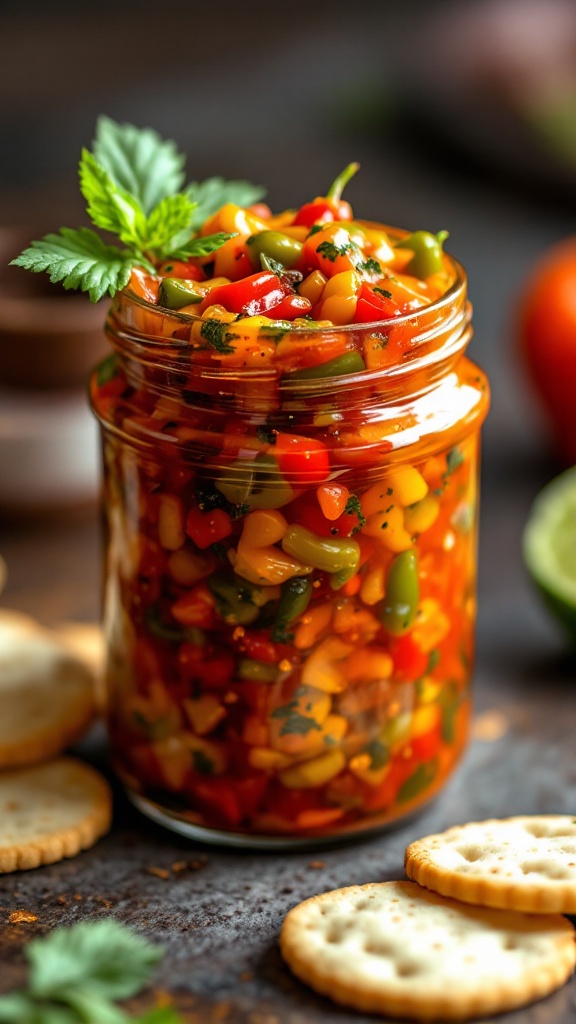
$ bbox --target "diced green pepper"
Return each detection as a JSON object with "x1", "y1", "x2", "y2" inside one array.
[
  {"x1": 378, "y1": 550, "x2": 419, "y2": 635},
  {"x1": 282, "y1": 525, "x2": 360, "y2": 574},
  {"x1": 247, "y1": 230, "x2": 303, "y2": 269},
  {"x1": 208, "y1": 574, "x2": 261, "y2": 626},
  {"x1": 397, "y1": 759, "x2": 438, "y2": 803},
  {"x1": 237, "y1": 658, "x2": 278, "y2": 683},
  {"x1": 272, "y1": 577, "x2": 312, "y2": 640},
  {"x1": 288, "y1": 352, "x2": 366, "y2": 380},
  {"x1": 158, "y1": 278, "x2": 203, "y2": 309}
]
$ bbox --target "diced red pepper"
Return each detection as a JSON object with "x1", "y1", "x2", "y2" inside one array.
[
  {"x1": 191, "y1": 779, "x2": 242, "y2": 827},
  {"x1": 171, "y1": 584, "x2": 218, "y2": 629},
  {"x1": 410, "y1": 727, "x2": 441, "y2": 762},
  {"x1": 353, "y1": 282, "x2": 402, "y2": 324},
  {"x1": 179, "y1": 644, "x2": 235, "y2": 687},
  {"x1": 236, "y1": 630, "x2": 291, "y2": 664},
  {"x1": 204, "y1": 271, "x2": 285, "y2": 316},
  {"x1": 186, "y1": 506, "x2": 232, "y2": 549},
  {"x1": 274, "y1": 433, "x2": 330, "y2": 484},
  {"x1": 389, "y1": 634, "x2": 429, "y2": 682},
  {"x1": 266, "y1": 293, "x2": 312, "y2": 320},
  {"x1": 157, "y1": 260, "x2": 205, "y2": 281}
]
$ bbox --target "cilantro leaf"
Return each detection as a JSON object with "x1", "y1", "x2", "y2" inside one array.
[
  {"x1": 344, "y1": 493, "x2": 366, "y2": 528},
  {"x1": 187, "y1": 176, "x2": 266, "y2": 230},
  {"x1": 93, "y1": 116, "x2": 186, "y2": 216},
  {"x1": 28, "y1": 920, "x2": 163, "y2": 1002},
  {"x1": 10, "y1": 228, "x2": 139, "y2": 302}
]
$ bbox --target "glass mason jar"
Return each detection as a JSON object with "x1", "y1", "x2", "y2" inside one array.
[{"x1": 90, "y1": 245, "x2": 489, "y2": 848}]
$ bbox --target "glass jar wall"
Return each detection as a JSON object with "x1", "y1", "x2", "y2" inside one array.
[{"x1": 90, "y1": 256, "x2": 489, "y2": 847}]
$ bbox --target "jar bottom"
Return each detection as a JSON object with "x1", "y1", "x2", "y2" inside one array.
[{"x1": 127, "y1": 787, "x2": 443, "y2": 851}]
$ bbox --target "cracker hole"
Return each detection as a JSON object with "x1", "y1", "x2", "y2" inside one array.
[
  {"x1": 520, "y1": 860, "x2": 572, "y2": 880},
  {"x1": 326, "y1": 924, "x2": 344, "y2": 944},
  {"x1": 396, "y1": 961, "x2": 420, "y2": 977},
  {"x1": 503, "y1": 937, "x2": 519, "y2": 951},
  {"x1": 364, "y1": 940, "x2": 394, "y2": 957},
  {"x1": 456, "y1": 845, "x2": 482, "y2": 862}
]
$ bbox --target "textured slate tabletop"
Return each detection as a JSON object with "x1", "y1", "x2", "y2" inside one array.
[{"x1": 1, "y1": 1, "x2": 576, "y2": 1019}]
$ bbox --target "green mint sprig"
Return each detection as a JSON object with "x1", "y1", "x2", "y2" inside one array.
[
  {"x1": 11, "y1": 116, "x2": 265, "y2": 302},
  {"x1": 0, "y1": 920, "x2": 182, "y2": 1023}
]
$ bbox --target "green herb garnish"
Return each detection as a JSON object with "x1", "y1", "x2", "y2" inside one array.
[
  {"x1": 199, "y1": 319, "x2": 237, "y2": 354},
  {"x1": 11, "y1": 116, "x2": 265, "y2": 302},
  {"x1": 0, "y1": 920, "x2": 182, "y2": 1023},
  {"x1": 316, "y1": 240, "x2": 354, "y2": 263},
  {"x1": 344, "y1": 493, "x2": 366, "y2": 529}
]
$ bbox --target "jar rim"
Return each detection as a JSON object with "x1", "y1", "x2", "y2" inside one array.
[{"x1": 118, "y1": 254, "x2": 466, "y2": 341}]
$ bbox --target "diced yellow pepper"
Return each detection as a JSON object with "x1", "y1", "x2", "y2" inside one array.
[
  {"x1": 301, "y1": 636, "x2": 354, "y2": 692},
  {"x1": 385, "y1": 466, "x2": 429, "y2": 506},
  {"x1": 158, "y1": 494, "x2": 186, "y2": 551},
  {"x1": 322, "y1": 270, "x2": 359, "y2": 299},
  {"x1": 201, "y1": 202, "x2": 268, "y2": 237},
  {"x1": 168, "y1": 549, "x2": 213, "y2": 586},
  {"x1": 248, "y1": 747, "x2": 293, "y2": 771},
  {"x1": 241, "y1": 510, "x2": 288, "y2": 548},
  {"x1": 360, "y1": 563, "x2": 386, "y2": 605},
  {"x1": 363, "y1": 506, "x2": 413, "y2": 553},
  {"x1": 417, "y1": 678, "x2": 442, "y2": 705},
  {"x1": 411, "y1": 598, "x2": 451, "y2": 652},
  {"x1": 349, "y1": 752, "x2": 390, "y2": 788},
  {"x1": 404, "y1": 494, "x2": 440, "y2": 535},
  {"x1": 298, "y1": 269, "x2": 327, "y2": 305},
  {"x1": 183, "y1": 695, "x2": 227, "y2": 736},
  {"x1": 411, "y1": 704, "x2": 441, "y2": 738},
  {"x1": 294, "y1": 602, "x2": 333, "y2": 649},
  {"x1": 279, "y1": 748, "x2": 346, "y2": 789},
  {"x1": 230, "y1": 545, "x2": 312, "y2": 586},
  {"x1": 345, "y1": 648, "x2": 393, "y2": 682}
]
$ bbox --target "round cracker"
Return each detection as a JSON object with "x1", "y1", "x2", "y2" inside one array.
[
  {"x1": 280, "y1": 880, "x2": 575, "y2": 1021},
  {"x1": 0, "y1": 756, "x2": 112, "y2": 872},
  {"x1": 0, "y1": 616, "x2": 96, "y2": 768},
  {"x1": 405, "y1": 815, "x2": 576, "y2": 914}
]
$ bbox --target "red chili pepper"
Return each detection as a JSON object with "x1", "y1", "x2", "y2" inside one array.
[
  {"x1": 266, "y1": 293, "x2": 312, "y2": 320},
  {"x1": 206, "y1": 271, "x2": 285, "y2": 316},
  {"x1": 185, "y1": 506, "x2": 232, "y2": 549},
  {"x1": 274, "y1": 433, "x2": 331, "y2": 484},
  {"x1": 293, "y1": 162, "x2": 359, "y2": 228},
  {"x1": 287, "y1": 493, "x2": 358, "y2": 538},
  {"x1": 353, "y1": 283, "x2": 402, "y2": 324}
]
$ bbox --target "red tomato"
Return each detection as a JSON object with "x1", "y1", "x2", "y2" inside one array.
[{"x1": 517, "y1": 238, "x2": 576, "y2": 464}]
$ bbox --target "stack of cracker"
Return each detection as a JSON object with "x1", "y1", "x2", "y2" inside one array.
[
  {"x1": 281, "y1": 815, "x2": 576, "y2": 1021},
  {"x1": 0, "y1": 609, "x2": 111, "y2": 873}
]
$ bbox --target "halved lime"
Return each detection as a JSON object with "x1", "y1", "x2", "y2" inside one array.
[{"x1": 523, "y1": 467, "x2": 576, "y2": 643}]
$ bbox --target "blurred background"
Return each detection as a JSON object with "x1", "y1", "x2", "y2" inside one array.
[{"x1": 1, "y1": 0, "x2": 575, "y2": 656}]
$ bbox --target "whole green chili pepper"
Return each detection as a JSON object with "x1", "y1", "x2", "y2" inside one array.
[
  {"x1": 282, "y1": 525, "x2": 360, "y2": 574},
  {"x1": 378, "y1": 549, "x2": 419, "y2": 635},
  {"x1": 288, "y1": 352, "x2": 366, "y2": 381},
  {"x1": 158, "y1": 277, "x2": 203, "y2": 308},
  {"x1": 395, "y1": 230, "x2": 448, "y2": 279}
]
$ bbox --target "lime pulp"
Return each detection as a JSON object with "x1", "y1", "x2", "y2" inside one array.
[{"x1": 523, "y1": 466, "x2": 576, "y2": 643}]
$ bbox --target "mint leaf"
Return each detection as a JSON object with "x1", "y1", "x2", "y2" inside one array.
[
  {"x1": 10, "y1": 228, "x2": 138, "y2": 302},
  {"x1": 28, "y1": 920, "x2": 162, "y2": 1002},
  {"x1": 79, "y1": 149, "x2": 147, "y2": 249},
  {"x1": 187, "y1": 177, "x2": 266, "y2": 230},
  {"x1": 93, "y1": 116, "x2": 186, "y2": 217}
]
